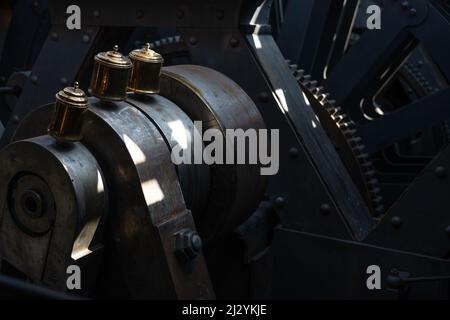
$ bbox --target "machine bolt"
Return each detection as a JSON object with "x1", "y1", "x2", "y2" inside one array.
[
  {"x1": 391, "y1": 216, "x2": 402, "y2": 228},
  {"x1": 435, "y1": 166, "x2": 447, "y2": 179},
  {"x1": 174, "y1": 229, "x2": 202, "y2": 262},
  {"x1": 274, "y1": 196, "x2": 285, "y2": 208}
]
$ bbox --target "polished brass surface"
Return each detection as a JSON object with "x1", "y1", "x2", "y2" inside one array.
[
  {"x1": 47, "y1": 82, "x2": 88, "y2": 142},
  {"x1": 128, "y1": 43, "x2": 164, "y2": 94},
  {"x1": 89, "y1": 45, "x2": 132, "y2": 101}
]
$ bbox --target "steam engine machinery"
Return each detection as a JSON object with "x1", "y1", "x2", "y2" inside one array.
[{"x1": 0, "y1": 0, "x2": 450, "y2": 299}]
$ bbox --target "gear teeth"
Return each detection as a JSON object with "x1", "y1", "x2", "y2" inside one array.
[{"x1": 296, "y1": 70, "x2": 384, "y2": 216}]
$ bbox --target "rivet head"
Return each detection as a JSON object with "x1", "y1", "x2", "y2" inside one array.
[
  {"x1": 409, "y1": 8, "x2": 417, "y2": 15},
  {"x1": 259, "y1": 91, "x2": 269, "y2": 103},
  {"x1": 82, "y1": 34, "x2": 90, "y2": 43},
  {"x1": 320, "y1": 203, "x2": 331, "y2": 215},
  {"x1": 435, "y1": 166, "x2": 447, "y2": 179},
  {"x1": 230, "y1": 37, "x2": 239, "y2": 48},
  {"x1": 274, "y1": 196, "x2": 285, "y2": 208},
  {"x1": 217, "y1": 10, "x2": 224, "y2": 20},
  {"x1": 445, "y1": 225, "x2": 450, "y2": 237},
  {"x1": 51, "y1": 32, "x2": 58, "y2": 41},
  {"x1": 189, "y1": 36, "x2": 197, "y2": 45},
  {"x1": 391, "y1": 216, "x2": 402, "y2": 228},
  {"x1": 93, "y1": 9, "x2": 100, "y2": 17},
  {"x1": 30, "y1": 75, "x2": 38, "y2": 84},
  {"x1": 289, "y1": 147, "x2": 299, "y2": 159},
  {"x1": 176, "y1": 9, "x2": 185, "y2": 19},
  {"x1": 12, "y1": 115, "x2": 20, "y2": 123}
]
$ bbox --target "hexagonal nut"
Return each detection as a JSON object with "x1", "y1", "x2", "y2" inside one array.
[{"x1": 174, "y1": 228, "x2": 202, "y2": 262}]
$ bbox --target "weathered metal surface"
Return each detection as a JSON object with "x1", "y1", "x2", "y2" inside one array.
[
  {"x1": 160, "y1": 65, "x2": 267, "y2": 244},
  {"x1": 0, "y1": 136, "x2": 107, "y2": 291},
  {"x1": 126, "y1": 93, "x2": 211, "y2": 218}
]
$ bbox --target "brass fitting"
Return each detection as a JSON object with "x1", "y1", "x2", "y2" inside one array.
[
  {"x1": 47, "y1": 82, "x2": 88, "y2": 142},
  {"x1": 128, "y1": 43, "x2": 164, "y2": 94},
  {"x1": 89, "y1": 45, "x2": 132, "y2": 101}
]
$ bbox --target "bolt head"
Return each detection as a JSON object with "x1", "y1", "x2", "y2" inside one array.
[
  {"x1": 190, "y1": 234, "x2": 202, "y2": 252},
  {"x1": 174, "y1": 229, "x2": 202, "y2": 262}
]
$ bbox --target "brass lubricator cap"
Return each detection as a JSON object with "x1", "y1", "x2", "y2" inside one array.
[
  {"x1": 48, "y1": 82, "x2": 88, "y2": 142},
  {"x1": 128, "y1": 43, "x2": 164, "y2": 94},
  {"x1": 89, "y1": 45, "x2": 132, "y2": 101}
]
